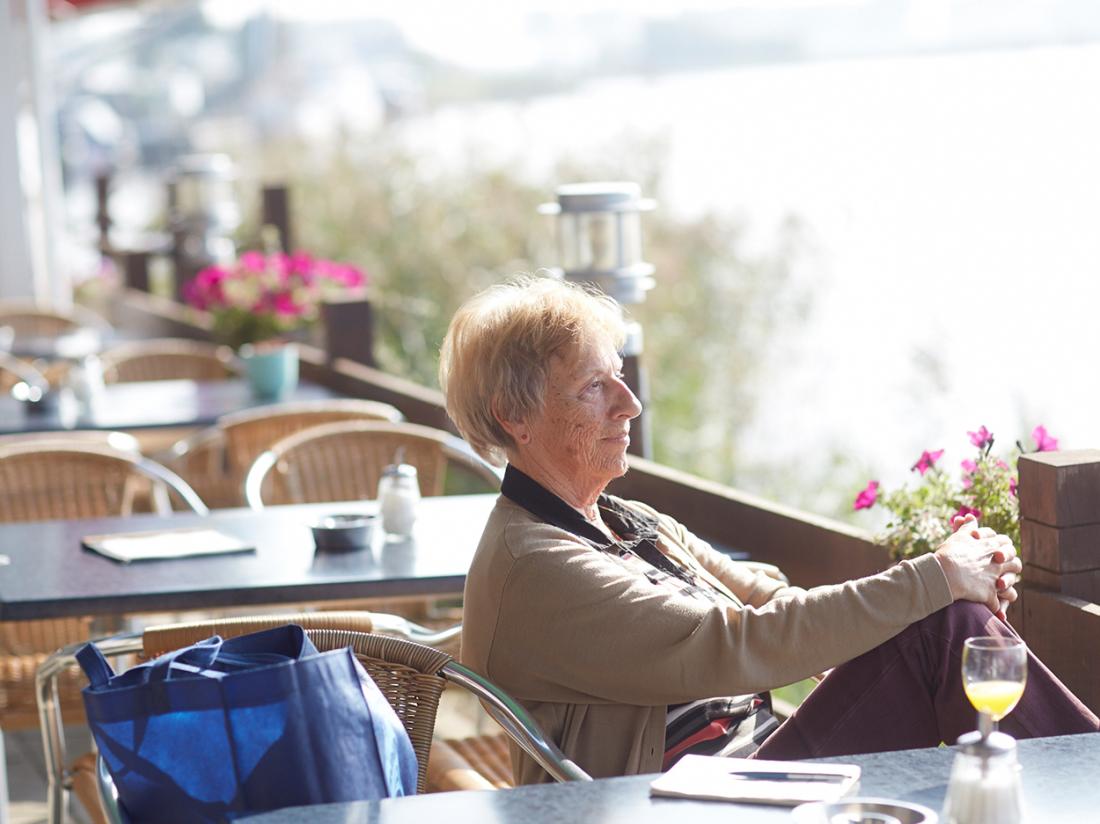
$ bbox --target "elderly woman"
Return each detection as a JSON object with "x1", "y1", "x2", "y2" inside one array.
[{"x1": 439, "y1": 276, "x2": 1097, "y2": 784}]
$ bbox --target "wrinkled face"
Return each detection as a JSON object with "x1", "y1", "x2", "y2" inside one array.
[{"x1": 523, "y1": 333, "x2": 642, "y2": 490}]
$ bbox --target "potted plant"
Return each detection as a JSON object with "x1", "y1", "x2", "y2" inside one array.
[
  {"x1": 853, "y1": 424, "x2": 1060, "y2": 560},
  {"x1": 184, "y1": 250, "x2": 366, "y2": 398}
]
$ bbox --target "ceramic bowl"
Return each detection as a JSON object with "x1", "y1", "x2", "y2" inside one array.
[{"x1": 310, "y1": 513, "x2": 377, "y2": 551}]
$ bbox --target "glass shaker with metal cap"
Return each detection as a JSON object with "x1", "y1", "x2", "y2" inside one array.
[
  {"x1": 942, "y1": 730, "x2": 1023, "y2": 824},
  {"x1": 377, "y1": 447, "x2": 420, "y2": 538}
]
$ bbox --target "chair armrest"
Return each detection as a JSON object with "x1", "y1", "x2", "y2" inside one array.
[
  {"x1": 36, "y1": 632, "x2": 143, "y2": 824},
  {"x1": 442, "y1": 662, "x2": 592, "y2": 783}
]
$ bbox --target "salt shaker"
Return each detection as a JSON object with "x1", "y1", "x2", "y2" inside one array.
[
  {"x1": 67, "y1": 354, "x2": 105, "y2": 410},
  {"x1": 377, "y1": 450, "x2": 420, "y2": 538},
  {"x1": 942, "y1": 730, "x2": 1023, "y2": 824}
]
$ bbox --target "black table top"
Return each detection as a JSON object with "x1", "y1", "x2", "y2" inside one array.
[
  {"x1": 0, "y1": 378, "x2": 338, "y2": 435},
  {"x1": 0, "y1": 495, "x2": 498, "y2": 620},
  {"x1": 243, "y1": 733, "x2": 1100, "y2": 823}
]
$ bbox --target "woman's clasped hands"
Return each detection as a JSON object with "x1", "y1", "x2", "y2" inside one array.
[{"x1": 934, "y1": 513, "x2": 1021, "y2": 621}]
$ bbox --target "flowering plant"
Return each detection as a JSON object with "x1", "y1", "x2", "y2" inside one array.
[
  {"x1": 184, "y1": 251, "x2": 367, "y2": 351},
  {"x1": 853, "y1": 425, "x2": 1060, "y2": 560}
]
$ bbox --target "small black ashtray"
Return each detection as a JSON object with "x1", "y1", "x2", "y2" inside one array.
[{"x1": 310, "y1": 513, "x2": 377, "y2": 552}]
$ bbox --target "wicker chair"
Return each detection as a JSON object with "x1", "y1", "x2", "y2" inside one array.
[
  {"x1": 0, "y1": 441, "x2": 208, "y2": 522},
  {"x1": 38, "y1": 614, "x2": 582, "y2": 823},
  {"x1": 0, "y1": 300, "x2": 111, "y2": 337},
  {"x1": 165, "y1": 398, "x2": 405, "y2": 509},
  {"x1": 245, "y1": 420, "x2": 502, "y2": 509},
  {"x1": 45, "y1": 616, "x2": 585, "y2": 822},
  {"x1": 98, "y1": 338, "x2": 238, "y2": 383},
  {"x1": 0, "y1": 443, "x2": 207, "y2": 735},
  {"x1": 0, "y1": 430, "x2": 142, "y2": 453}
]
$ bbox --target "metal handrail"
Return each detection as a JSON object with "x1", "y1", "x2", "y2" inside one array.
[
  {"x1": 442, "y1": 661, "x2": 593, "y2": 783},
  {"x1": 36, "y1": 632, "x2": 142, "y2": 824}
]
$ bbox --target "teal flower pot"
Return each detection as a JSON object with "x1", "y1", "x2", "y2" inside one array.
[{"x1": 240, "y1": 342, "x2": 299, "y2": 400}]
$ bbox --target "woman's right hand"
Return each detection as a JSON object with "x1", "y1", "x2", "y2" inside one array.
[{"x1": 933, "y1": 513, "x2": 1021, "y2": 619}]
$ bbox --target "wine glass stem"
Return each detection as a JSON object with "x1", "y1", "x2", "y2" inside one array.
[{"x1": 978, "y1": 711, "x2": 994, "y2": 739}]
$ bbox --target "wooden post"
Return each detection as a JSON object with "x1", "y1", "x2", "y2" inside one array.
[
  {"x1": 261, "y1": 185, "x2": 293, "y2": 252},
  {"x1": 94, "y1": 171, "x2": 112, "y2": 252},
  {"x1": 322, "y1": 298, "x2": 375, "y2": 368},
  {"x1": 1018, "y1": 449, "x2": 1100, "y2": 601},
  {"x1": 121, "y1": 250, "x2": 151, "y2": 293},
  {"x1": 1017, "y1": 449, "x2": 1100, "y2": 711}
]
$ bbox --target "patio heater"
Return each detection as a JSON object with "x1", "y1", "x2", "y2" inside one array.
[
  {"x1": 539, "y1": 182, "x2": 656, "y2": 458},
  {"x1": 167, "y1": 153, "x2": 240, "y2": 299}
]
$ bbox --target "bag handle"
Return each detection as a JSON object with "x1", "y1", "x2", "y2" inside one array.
[
  {"x1": 147, "y1": 636, "x2": 224, "y2": 683},
  {"x1": 76, "y1": 642, "x2": 117, "y2": 689}
]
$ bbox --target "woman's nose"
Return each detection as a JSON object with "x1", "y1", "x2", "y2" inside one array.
[{"x1": 613, "y1": 377, "x2": 642, "y2": 419}]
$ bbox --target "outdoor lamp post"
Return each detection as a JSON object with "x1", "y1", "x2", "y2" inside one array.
[
  {"x1": 540, "y1": 181, "x2": 656, "y2": 458},
  {"x1": 168, "y1": 153, "x2": 240, "y2": 299}
]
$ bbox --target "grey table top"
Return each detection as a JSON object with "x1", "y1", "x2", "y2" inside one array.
[
  {"x1": 243, "y1": 733, "x2": 1100, "y2": 822},
  {"x1": 0, "y1": 494, "x2": 498, "y2": 620},
  {"x1": 0, "y1": 378, "x2": 337, "y2": 434}
]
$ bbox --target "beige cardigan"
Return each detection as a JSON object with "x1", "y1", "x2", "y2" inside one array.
[{"x1": 460, "y1": 495, "x2": 953, "y2": 784}]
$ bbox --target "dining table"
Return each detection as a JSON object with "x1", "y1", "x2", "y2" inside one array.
[
  {"x1": 0, "y1": 377, "x2": 338, "y2": 436},
  {"x1": 6, "y1": 326, "x2": 107, "y2": 361},
  {"x1": 0, "y1": 494, "x2": 498, "y2": 621},
  {"x1": 242, "y1": 732, "x2": 1100, "y2": 823}
]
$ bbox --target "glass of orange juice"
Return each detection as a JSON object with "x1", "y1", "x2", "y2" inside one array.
[{"x1": 962, "y1": 636, "x2": 1027, "y2": 738}]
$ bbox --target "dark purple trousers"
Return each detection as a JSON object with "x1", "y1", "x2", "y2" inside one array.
[{"x1": 754, "y1": 601, "x2": 1099, "y2": 759}]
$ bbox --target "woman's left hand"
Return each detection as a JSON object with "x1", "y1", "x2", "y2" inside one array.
[{"x1": 948, "y1": 513, "x2": 1018, "y2": 621}]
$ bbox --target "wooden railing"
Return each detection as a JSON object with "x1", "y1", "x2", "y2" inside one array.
[{"x1": 107, "y1": 287, "x2": 1100, "y2": 713}]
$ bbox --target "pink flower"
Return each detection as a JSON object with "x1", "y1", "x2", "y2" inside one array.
[
  {"x1": 1009, "y1": 476, "x2": 1018, "y2": 497},
  {"x1": 960, "y1": 459, "x2": 977, "y2": 489},
  {"x1": 272, "y1": 293, "x2": 305, "y2": 318},
  {"x1": 337, "y1": 264, "x2": 367, "y2": 287},
  {"x1": 956, "y1": 505, "x2": 982, "y2": 520},
  {"x1": 288, "y1": 251, "x2": 314, "y2": 273},
  {"x1": 238, "y1": 251, "x2": 267, "y2": 272},
  {"x1": 967, "y1": 426, "x2": 993, "y2": 448},
  {"x1": 995, "y1": 459, "x2": 1009, "y2": 471},
  {"x1": 911, "y1": 449, "x2": 944, "y2": 475},
  {"x1": 853, "y1": 480, "x2": 879, "y2": 511},
  {"x1": 1032, "y1": 425, "x2": 1059, "y2": 452}
]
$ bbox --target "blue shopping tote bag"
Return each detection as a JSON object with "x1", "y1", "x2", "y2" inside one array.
[{"x1": 77, "y1": 624, "x2": 418, "y2": 823}]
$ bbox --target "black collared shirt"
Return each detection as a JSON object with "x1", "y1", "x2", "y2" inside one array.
[{"x1": 501, "y1": 465, "x2": 722, "y2": 600}]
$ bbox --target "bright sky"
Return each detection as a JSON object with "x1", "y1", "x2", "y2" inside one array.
[{"x1": 204, "y1": 0, "x2": 872, "y2": 70}]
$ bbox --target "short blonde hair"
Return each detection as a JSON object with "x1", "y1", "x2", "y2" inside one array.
[{"x1": 439, "y1": 275, "x2": 626, "y2": 466}]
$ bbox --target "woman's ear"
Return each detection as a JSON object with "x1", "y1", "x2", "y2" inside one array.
[{"x1": 492, "y1": 401, "x2": 530, "y2": 445}]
